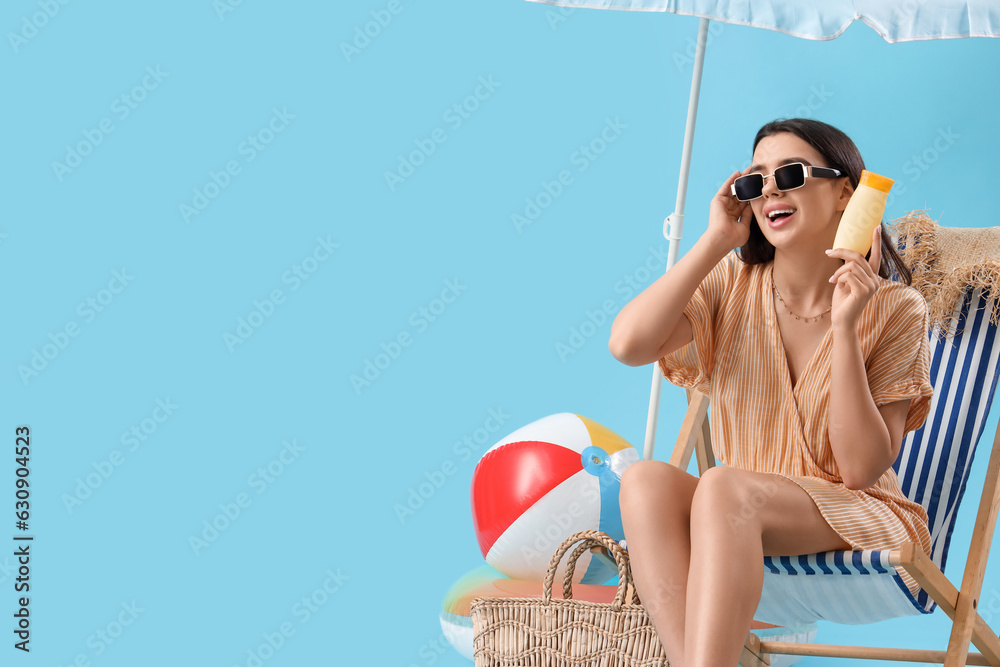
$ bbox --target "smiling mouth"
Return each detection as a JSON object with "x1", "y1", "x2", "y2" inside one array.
[{"x1": 766, "y1": 210, "x2": 795, "y2": 228}]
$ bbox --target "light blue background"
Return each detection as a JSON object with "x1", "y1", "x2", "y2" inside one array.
[{"x1": 3, "y1": 1, "x2": 999, "y2": 665}]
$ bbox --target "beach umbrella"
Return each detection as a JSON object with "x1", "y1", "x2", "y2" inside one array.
[{"x1": 525, "y1": 0, "x2": 1000, "y2": 460}]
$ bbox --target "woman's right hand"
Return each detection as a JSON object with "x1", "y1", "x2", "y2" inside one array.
[{"x1": 705, "y1": 168, "x2": 755, "y2": 251}]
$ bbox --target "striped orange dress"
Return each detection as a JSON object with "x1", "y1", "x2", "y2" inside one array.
[{"x1": 658, "y1": 250, "x2": 935, "y2": 598}]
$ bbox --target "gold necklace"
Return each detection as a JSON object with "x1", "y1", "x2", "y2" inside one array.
[{"x1": 771, "y1": 274, "x2": 832, "y2": 323}]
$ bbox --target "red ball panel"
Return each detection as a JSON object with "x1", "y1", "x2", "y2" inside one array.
[{"x1": 471, "y1": 440, "x2": 583, "y2": 556}]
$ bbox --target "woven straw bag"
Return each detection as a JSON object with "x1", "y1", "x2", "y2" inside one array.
[{"x1": 470, "y1": 529, "x2": 668, "y2": 666}]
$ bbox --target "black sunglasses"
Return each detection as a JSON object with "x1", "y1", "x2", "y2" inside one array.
[{"x1": 730, "y1": 162, "x2": 844, "y2": 202}]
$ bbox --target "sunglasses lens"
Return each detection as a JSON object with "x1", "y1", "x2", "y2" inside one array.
[
  {"x1": 733, "y1": 174, "x2": 763, "y2": 201},
  {"x1": 774, "y1": 164, "x2": 806, "y2": 191}
]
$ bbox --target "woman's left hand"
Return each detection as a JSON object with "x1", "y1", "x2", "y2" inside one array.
[{"x1": 826, "y1": 225, "x2": 882, "y2": 331}]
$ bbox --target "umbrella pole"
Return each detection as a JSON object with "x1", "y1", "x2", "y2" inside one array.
[{"x1": 642, "y1": 17, "x2": 710, "y2": 462}]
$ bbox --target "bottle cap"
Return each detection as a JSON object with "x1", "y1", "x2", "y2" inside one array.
[{"x1": 859, "y1": 170, "x2": 894, "y2": 193}]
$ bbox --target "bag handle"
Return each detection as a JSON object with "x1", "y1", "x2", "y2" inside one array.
[
  {"x1": 563, "y1": 536, "x2": 642, "y2": 607},
  {"x1": 541, "y1": 529, "x2": 640, "y2": 611}
]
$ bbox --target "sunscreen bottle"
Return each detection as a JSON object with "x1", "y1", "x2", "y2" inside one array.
[{"x1": 832, "y1": 170, "x2": 894, "y2": 256}]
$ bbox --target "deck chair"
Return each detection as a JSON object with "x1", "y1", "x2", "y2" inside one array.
[{"x1": 664, "y1": 216, "x2": 1000, "y2": 666}]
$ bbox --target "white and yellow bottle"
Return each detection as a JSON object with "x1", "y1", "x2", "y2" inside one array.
[{"x1": 833, "y1": 170, "x2": 894, "y2": 256}]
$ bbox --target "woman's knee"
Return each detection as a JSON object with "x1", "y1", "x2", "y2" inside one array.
[
  {"x1": 691, "y1": 466, "x2": 774, "y2": 530},
  {"x1": 619, "y1": 460, "x2": 694, "y2": 514},
  {"x1": 691, "y1": 466, "x2": 743, "y2": 513}
]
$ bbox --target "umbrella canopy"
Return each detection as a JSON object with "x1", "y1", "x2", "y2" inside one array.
[
  {"x1": 526, "y1": 0, "x2": 1000, "y2": 42},
  {"x1": 524, "y1": 0, "x2": 1000, "y2": 462}
]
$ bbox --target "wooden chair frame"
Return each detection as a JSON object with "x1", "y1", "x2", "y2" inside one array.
[{"x1": 668, "y1": 388, "x2": 1000, "y2": 666}]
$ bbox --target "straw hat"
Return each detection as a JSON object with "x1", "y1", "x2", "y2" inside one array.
[{"x1": 889, "y1": 211, "x2": 1000, "y2": 338}]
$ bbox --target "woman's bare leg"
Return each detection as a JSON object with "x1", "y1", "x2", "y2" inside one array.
[
  {"x1": 619, "y1": 460, "x2": 700, "y2": 666},
  {"x1": 683, "y1": 466, "x2": 853, "y2": 666}
]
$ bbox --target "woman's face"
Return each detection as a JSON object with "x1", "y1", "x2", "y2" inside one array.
[{"x1": 747, "y1": 132, "x2": 852, "y2": 251}]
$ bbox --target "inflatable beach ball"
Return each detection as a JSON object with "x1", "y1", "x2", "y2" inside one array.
[{"x1": 471, "y1": 413, "x2": 639, "y2": 583}]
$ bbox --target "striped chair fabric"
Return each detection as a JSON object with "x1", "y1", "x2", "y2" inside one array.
[{"x1": 755, "y1": 287, "x2": 1000, "y2": 626}]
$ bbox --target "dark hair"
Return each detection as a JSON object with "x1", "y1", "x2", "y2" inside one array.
[{"x1": 737, "y1": 118, "x2": 911, "y2": 285}]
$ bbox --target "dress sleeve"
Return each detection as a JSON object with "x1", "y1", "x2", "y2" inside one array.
[
  {"x1": 657, "y1": 251, "x2": 738, "y2": 394},
  {"x1": 866, "y1": 286, "x2": 935, "y2": 434}
]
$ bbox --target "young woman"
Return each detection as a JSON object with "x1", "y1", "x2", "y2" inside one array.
[{"x1": 608, "y1": 118, "x2": 934, "y2": 666}]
